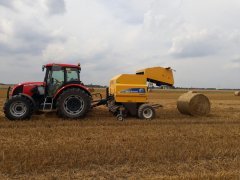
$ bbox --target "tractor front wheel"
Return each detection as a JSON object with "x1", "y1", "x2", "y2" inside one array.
[
  {"x1": 4, "y1": 95, "x2": 33, "y2": 120},
  {"x1": 57, "y1": 88, "x2": 91, "y2": 119}
]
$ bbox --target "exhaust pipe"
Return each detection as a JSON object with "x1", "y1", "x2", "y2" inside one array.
[{"x1": 6, "y1": 86, "x2": 11, "y2": 100}]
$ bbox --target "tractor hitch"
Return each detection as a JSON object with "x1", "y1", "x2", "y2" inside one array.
[{"x1": 91, "y1": 88, "x2": 111, "y2": 108}]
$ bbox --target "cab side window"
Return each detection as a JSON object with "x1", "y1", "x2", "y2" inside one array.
[
  {"x1": 66, "y1": 68, "x2": 79, "y2": 82},
  {"x1": 52, "y1": 70, "x2": 64, "y2": 83}
]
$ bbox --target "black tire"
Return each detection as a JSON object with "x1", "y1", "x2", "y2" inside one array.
[
  {"x1": 56, "y1": 88, "x2": 91, "y2": 119},
  {"x1": 138, "y1": 104, "x2": 155, "y2": 120},
  {"x1": 116, "y1": 114, "x2": 124, "y2": 121},
  {"x1": 3, "y1": 95, "x2": 33, "y2": 120}
]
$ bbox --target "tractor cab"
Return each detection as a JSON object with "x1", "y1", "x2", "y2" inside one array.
[{"x1": 42, "y1": 63, "x2": 82, "y2": 97}]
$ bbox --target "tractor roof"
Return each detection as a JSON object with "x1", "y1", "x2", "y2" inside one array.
[{"x1": 45, "y1": 63, "x2": 81, "y2": 69}]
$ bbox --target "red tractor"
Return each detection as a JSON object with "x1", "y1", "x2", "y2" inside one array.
[{"x1": 4, "y1": 63, "x2": 93, "y2": 120}]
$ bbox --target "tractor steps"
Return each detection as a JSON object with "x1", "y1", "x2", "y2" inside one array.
[{"x1": 40, "y1": 97, "x2": 53, "y2": 111}]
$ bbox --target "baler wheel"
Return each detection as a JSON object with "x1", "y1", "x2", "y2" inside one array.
[
  {"x1": 138, "y1": 104, "x2": 155, "y2": 120},
  {"x1": 116, "y1": 114, "x2": 124, "y2": 121}
]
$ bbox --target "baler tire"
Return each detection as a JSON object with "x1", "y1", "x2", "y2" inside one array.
[
  {"x1": 56, "y1": 88, "x2": 91, "y2": 119},
  {"x1": 116, "y1": 114, "x2": 124, "y2": 121},
  {"x1": 3, "y1": 95, "x2": 33, "y2": 120},
  {"x1": 138, "y1": 104, "x2": 155, "y2": 120}
]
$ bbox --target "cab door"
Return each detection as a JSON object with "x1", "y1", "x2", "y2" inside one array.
[{"x1": 46, "y1": 66, "x2": 65, "y2": 97}]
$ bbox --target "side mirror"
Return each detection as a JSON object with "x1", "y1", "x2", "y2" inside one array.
[{"x1": 42, "y1": 65, "x2": 45, "y2": 72}]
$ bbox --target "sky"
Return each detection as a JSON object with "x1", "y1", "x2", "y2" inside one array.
[{"x1": 0, "y1": 0, "x2": 240, "y2": 88}]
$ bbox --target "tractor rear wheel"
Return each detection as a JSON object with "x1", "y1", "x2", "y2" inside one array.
[
  {"x1": 4, "y1": 95, "x2": 33, "y2": 120},
  {"x1": 138, "y1": 104, "x2": 155, "y2": 120},
  {"x1": 57, "y1": 88, "x2": 91, "y2": 119}
]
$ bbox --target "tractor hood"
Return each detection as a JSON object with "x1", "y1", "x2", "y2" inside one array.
[
  {"x1": 11, "y1": 82, "x2": 45, "y2": 96},
  {"x1": 17, "y1": 82, "x2": 45, "y2": 86}
]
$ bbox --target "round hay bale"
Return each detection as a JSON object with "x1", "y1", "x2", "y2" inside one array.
[
  {"x1": 188, "y1": 90, "x2": 197, "y2": 94},
  {"x1": 177, "y1": 92, "x2": 211, "y2": 116},
  {"x1": 235, "y1": 91, "x2": 240, "y2": 96}
]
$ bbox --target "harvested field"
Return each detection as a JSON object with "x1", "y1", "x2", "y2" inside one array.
[
  {"x1": 0, "y1": 86, "x2": 9, "y2": 99},
  {"x1": 0, "y1": 89, "x2": 240, "y2": 179}
]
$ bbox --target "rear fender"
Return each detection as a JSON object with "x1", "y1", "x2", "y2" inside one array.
[{"x1": 53, "y1": 84, "x2": 92, "y2": 100}]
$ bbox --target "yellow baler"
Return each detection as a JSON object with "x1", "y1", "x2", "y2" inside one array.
[
  {"x1": 136, "y1": 67, "x2": 174, "y2": 86},
  {"x1": 109, "y1": 74, "x2": 148, "y2": 103},
  {"x1": 107, "y1": 67, "x2": 174, "y2": 120}
]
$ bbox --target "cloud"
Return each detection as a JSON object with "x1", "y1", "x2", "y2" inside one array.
[
  {"x1": 0, "y1": 0, "x2": 14, "y2": 9},
  {"x1": 100, "y1": 0, "x2": 149, "y2": 24},
  {"x1": 168, "y1": 30, "x2": 224, "y2": 58},
  {"x1": 225, "y1": 58, "x2": 240, "y2": 69},
  {"x1": 0, "y1": 24, "x2": 66, "y2": 56},
  {"x1": 143, "y1": 0, "x2": 183, "y2": 30},
  {"x1": 46, "y1": 0, "x2": 66, "y2": 15},
  {"x1": 0, "y1": 18, "x2": 13, "y2": 39},
  {"x1": 0, "y1": 0, "x2": 240, "y2": 88},
  {"x1": 232, "y1": 58, "x2": 240, "y2": 63}
]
